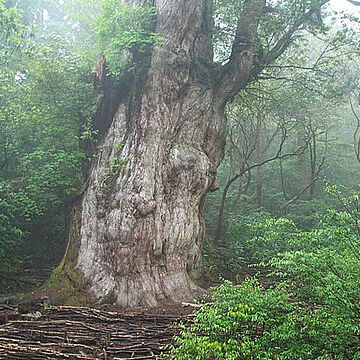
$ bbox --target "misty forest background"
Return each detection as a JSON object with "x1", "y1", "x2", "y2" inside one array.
[{"x1": 1, "y1": 0, "x2": 360, "y2": 358}]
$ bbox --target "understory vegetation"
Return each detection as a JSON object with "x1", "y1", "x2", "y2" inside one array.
[{"x1": 170, "y1": 188, "x2": 360, "y2": 359}]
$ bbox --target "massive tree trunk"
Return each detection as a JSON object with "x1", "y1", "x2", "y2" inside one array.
[{"x1": 57, "y1": 0, "x2": 264, "y2": 307}]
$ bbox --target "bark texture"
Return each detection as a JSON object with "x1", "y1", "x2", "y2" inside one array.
[{"x1": 62, "y1": 0, "x2": 263, "y2": 307}]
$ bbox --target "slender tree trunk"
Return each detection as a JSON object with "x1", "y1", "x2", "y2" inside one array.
[
  {"x1": 309, "y1": 130, "x2": 316, "y2": 200},
  {"x1": 55, "y1": 0, "x2": 264, "y2": 307},
  {"x1": 279, "y1": 159, "x2": 287, "y2": 201},
  {"x1": 230, "y1": 175, "x2": 243, "y2": 213},
  {"x1": 215, "y1": 173, "x2": 241, "y2": 247},
  {"x1": 256, "y1": 116, "x2": 262, "y2": 208},
  {"x1": 297, "y1": 130, "x2": 311, "y2": 199}
]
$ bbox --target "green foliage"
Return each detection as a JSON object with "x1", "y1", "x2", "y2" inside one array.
[
  {"x1": 0, "y1": 0, "x2": 34, "y2": 65},
  {"x1": 96, "y1": 0, "x2": 159, "y2": 76},
  {"x1": 0, "y1": 182, "x2": 26, "y2": 281},
  {"x1": 175, "y1": 191, "x2": 360, "y2": 359},
  {"x1": 169, "y1": 279, "x2": 293, "y2": 360},
  {"x1": 229, "y1": 216, "x2": 304, "y2": 264},
  {"x1": 268, "y1": 188, "x2": 360, "y2": 314},
  {"x1": 170, "y1": 278, "x2": 359, "y2": 360},
  {"x1": 48, "y1": 0, "x2": 103, "y2": 67},
  {"x1": 224, "y1": 211, "x2": 270, "y2": 272},
  {"x1": 0, "y1": 3, "x2": 95, "y2": 277},
  {"x1": 0, "y1": 37, "x2": 95, "y2": 203},
  {"x1": 222, "y1": 211, "x2": 324, "y2": 275},
  {"x1": 0, "y1": 1, "x2": 31, "y2": 277},
  {"x1": 213, "y1": 0, "x2": 329, "y2": 63}
]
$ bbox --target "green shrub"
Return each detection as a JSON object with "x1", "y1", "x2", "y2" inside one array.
[
  {"x1": 169, "y1": 279, "x2": 292, "y2": 360},
  {"x1": 223, "y1": 212, "x2": 270, "y2": 273},
  {"x1": 0, "y1": 182, "x2": 26, "y2": 281},
  {"x1": 172, "y1": 191, "x2": 360, "y2": 359},
  {"x1": 170, "y1": 279, "x2": 360, "y2": 359},
  {"x1": 226, "y1": 213, "x2": 308, "y2": 273}
]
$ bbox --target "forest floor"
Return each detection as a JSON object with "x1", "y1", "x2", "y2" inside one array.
[
  {"x1": 0, "y1": 304, "x2": 191, "y2": 359},
  {"x1": 0, "y1": 255, "x2": 55, "y2": 296},
  {"x1": 0, "y1": 239, "x2": 64, "y2": 296},
  {"x1": 0, "y1": 249, "x2": 194, "y2": 359}
]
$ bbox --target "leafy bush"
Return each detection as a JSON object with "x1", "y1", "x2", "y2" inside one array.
[
  {"x1": 170, "y1": 278, "x2": 360, "y2": 359},
  {"x1": 268, "y1": 190, "x2": 360, "y2": 327},
  {"x1": 169, "y1": 279, "x2": 293, "y2": 360},
  {"x1": 172, "y1": 190, "x2": 360, "y2": 359},
  {"x1": 224, "y1": 211, "x2": 270, "y2": 273},
  {"x1": 0, "y1": 183, "x2": 26, "y2": 281},
  {"x1": 225, "y1": 213, "x2": 308, "y2": 273},
  {"x1": 170, "y1": 279, "x2": 360, "y2": 360}
]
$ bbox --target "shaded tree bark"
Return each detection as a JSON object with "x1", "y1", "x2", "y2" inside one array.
[
  {"x1": 279, "y1": 159, "x2": 287, "y2": 201},
  {"x1": 309, "y1": 128, "x2": 317, "y2": 200}
]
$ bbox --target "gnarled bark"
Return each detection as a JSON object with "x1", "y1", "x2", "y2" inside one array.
[{"x1": 60, "y1": 0, "x2": 264, "y2": 308}]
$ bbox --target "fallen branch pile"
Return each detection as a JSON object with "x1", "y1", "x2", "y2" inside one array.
[{"x1": 0, "y1": 305, "x2": 187, "y2": 359}]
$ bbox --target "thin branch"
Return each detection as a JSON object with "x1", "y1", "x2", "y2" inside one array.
[
  {"x1": 349, "y1": 95, "x2": 360, "y2": 164},
  {"x1": 281, "y1": 156, "x2": 326, "y2": 210},
  {"x1": 252, "y1": 0, "x2": 330, "y2": 76},
  {"x1": 347, "y1": 0, "x2": 360, "y2": 5},
  {"x1": 225, "y1": 141, "x2": 309, "y2": 199},
  {"x1": 264, "y1": 64, "x2": 329, "y2": 76}
]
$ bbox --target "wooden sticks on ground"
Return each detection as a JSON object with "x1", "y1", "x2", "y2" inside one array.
[{"x1": 0, "y1": 305, "x2": 187, "y2": 359}]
